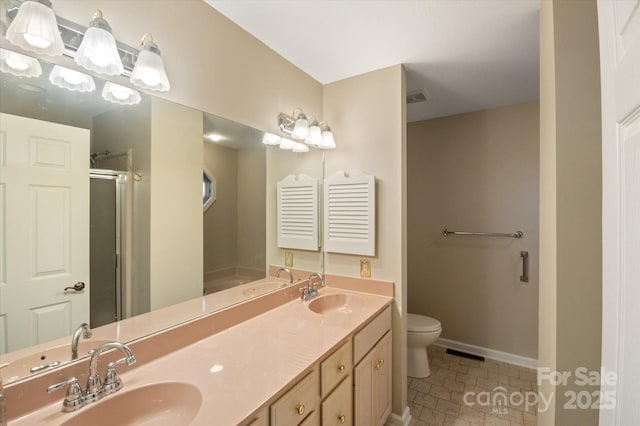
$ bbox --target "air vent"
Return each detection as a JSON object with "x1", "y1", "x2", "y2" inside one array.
[{"x1": 406, "y1": 88, "x2": 430, "y2": 104}]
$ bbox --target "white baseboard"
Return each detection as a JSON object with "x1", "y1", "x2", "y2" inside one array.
[
  {"x1": 435, "y1": 338, "x2": 538, "y2": 369},
  {"x1": 385, "y1": 406, "x2": 411, "y2": 426}
]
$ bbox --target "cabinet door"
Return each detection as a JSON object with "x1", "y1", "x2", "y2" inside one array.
[
  {"x1": 372, "y1": 332, "x2": 392, "y2": 424},
  {"x1": 354, "y1": 331, "x2": 392, "y2": 426}
]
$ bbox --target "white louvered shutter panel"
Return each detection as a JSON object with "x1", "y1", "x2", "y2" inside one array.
[
  {"x1": 324, "y1": 170, "x2": 375, "y2": 256},
  {"x1": 277, "y1": 174, "x2": 319, "y2": 250}
]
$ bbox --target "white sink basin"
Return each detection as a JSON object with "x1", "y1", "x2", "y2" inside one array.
[
  {"x1": 61, "y1": 382, "x2": 202, "y2": 426},
  {"x1": 307, "y1": 293, "x2": 365, "y2": 315}
]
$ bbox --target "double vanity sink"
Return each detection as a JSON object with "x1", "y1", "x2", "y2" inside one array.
[{"x1": 7, "y1": 278, "x2": 392, "y2": 425}]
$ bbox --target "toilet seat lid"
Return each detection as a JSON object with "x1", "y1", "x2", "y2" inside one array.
[{"x1": 407, "y1": 313, "x2": 441, "y2": 332}]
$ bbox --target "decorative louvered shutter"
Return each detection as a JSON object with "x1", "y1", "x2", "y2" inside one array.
[
  {"x1": 277, "y1": 174, "x2": 319, "y2": 250},
  {"x1": 324, "y1": 170, "x2": 375, "y2": 256}
]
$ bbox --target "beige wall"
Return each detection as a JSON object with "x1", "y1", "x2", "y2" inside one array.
[
  {"x1": 237, "y1": 148, "x2": 266, "y2": 272},
  {"x1": 52, "y1": 1, "x2": 323, "y2": 137},
  {"x1": 407, "y1": 102, "x2": 540, "y2": 359},
  {"x1": 203, "y1": 144, "x2": 266, "y2": 276},
  {"x1": 323, "y1": 65, "x2": 407, "y2": 419},
  {"x1": 92, "y1": 103, "x2": 152, "y2": 316},
  {"x1": 149, "y1": 98, "x2": 203, "y2": 310},
  {"x1": 539, "y1": 1, "x2": 602, "y2": 425},
  {"x1": 203, "y1": 143, "x2": 238, "y2": 275}
]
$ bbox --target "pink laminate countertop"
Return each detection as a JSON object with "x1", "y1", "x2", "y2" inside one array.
[{"x1": 10, "y1": 287, "x2": 392, "y2": 425}]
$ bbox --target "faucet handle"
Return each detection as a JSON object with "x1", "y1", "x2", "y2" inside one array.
[
  {"x1": 47, "y1": 377, "x2": 84, "y2": 412},
  {"x1": 102, "y1": 357, "x2": 127, "y2": 395}
]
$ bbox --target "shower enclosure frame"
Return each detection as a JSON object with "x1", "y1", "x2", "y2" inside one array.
[{"x1": 89, "y1": 168, "x2": 129, "y2": 324}]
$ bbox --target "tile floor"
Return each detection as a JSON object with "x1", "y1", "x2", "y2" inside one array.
[{"x1": 408, "y1": 345, "x2": 538, "y2": 426}]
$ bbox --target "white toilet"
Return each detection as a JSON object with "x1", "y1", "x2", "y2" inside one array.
[{"x1": 407, "y1": 313, "x2": 442, "y2": 378}]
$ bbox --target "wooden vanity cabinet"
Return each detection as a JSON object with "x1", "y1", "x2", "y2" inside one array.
[
  {"x1": 264, "y1": 304, "x2": 392, "y2": 426},
  {"x1": 353, "y1": 306, "x2": 392, "y2": 426}
]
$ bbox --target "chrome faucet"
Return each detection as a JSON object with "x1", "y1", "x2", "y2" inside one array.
[
  {"x1": 275, "y1": 267, "x2": 294, "y2": 284},
  {"x1": 71, "y1": 323, "x2": 92, "y2": 359},
  {"x1": 47, "y1": 341, "x2": 136, "y2": 412},
  {"x1": 300, "y1": 272, "x2": 325, "y2": 301},
  {"x1": 85, "y1": 342, "x2": 136, "y2": 402}
]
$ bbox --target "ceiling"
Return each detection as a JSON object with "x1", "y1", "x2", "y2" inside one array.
[{"x1": 205, "y1": 0, "x2": 540, "y2": 122}]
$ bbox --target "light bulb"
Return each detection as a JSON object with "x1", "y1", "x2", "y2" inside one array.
[
  {"x1": 49, "y1": 65, "x2": 95, "y2": 92},
  {"x1": 23, "y1": 33, "x2": 51, "y2": 49}
]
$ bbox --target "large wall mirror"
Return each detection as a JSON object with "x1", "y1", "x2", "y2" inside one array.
[{"x1": 0, "y1": 48, "x2": 323, "y2": 384}]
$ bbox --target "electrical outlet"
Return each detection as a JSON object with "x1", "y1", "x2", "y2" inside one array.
[
  {"x1": 360, "y1": 259, "x2": 371, "y2": 278},
  {"x1": 285, "y1": 251, "x2": 293, "y2": 267}
]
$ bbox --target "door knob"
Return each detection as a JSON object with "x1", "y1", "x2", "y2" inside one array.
[{"x1": 64, "y1": 282, "x2": 85, "y2": 292}]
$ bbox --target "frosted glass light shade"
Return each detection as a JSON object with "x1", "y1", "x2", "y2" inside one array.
[
  {"x1": 262, "y1": 132, "x2": 281, "y2": 146},
  {"x1": 279, "y1": 138, "x2": 296, "y2": 150},
  {"x1": 75, "y1": 13, "x2": 123, "y2": 76},
  {"x1": 130, "y1": 36, "x2": 170, "y2": 92},
  {"x1": 292, "y1": 113, "x2": 309, "y2": 140},
  {"x1": 307, "y1": 123, "x2": 322, "y2": 146},
  {"x1": 49, "y1": 65, "x2": 95, "y2": 92},
  {"x1": 0, "y1": 49, "x2": 42, "y2": 77},
  {"x1": 102, "y1": 82, "x2": 141, "y2": 105},
  {"x1": 320, "y1": 127, "x2": 336, "y2": 149},
  {"x1": 292, "y1": 142, "x2": 310, "y2": 153},
  {"x1": 5, "y1": 0, "x2": 64, "y2": 56}
]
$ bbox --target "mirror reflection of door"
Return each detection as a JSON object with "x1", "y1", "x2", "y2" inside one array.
[{"x1": 0, "y1": 113, "x2": 90, "y2": 353}]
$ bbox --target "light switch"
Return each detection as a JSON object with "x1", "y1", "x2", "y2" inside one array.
[{"x1": 360, "y1": 259, "x2": 371, "y2": 278}]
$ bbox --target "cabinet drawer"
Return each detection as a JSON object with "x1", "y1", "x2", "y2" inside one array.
[
  {"x1": 322, "y1": 376, "x2": 353, "y2": 426},
  {"x1": 353, "y1": 305, "x2": 391, "y2": 363},
  {"x1": 271, "y1": 369, "x2": 319, "y2": 426},
  {"x1": 320, "y1": 338, "x2": 352, "y2": 398}
]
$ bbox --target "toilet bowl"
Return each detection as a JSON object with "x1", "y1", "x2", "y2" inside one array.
[{"x1": 407, "y1": 313, "x2": 442, "y2": 378}]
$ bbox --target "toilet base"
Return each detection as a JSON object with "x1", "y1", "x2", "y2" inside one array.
[{"x1": 407, "y1": 346, "x2": 431, "y2": 378}]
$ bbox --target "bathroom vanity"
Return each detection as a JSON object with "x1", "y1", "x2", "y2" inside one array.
[{"x1": 4, "y1": 275, "x2": 393, "y2": 425}]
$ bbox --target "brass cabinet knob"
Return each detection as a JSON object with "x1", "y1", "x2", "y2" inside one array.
[
  {"x1": 379, "y1": 358, "x2": 385, "y2": 365},
  {"x1": 338, "y1": 415, "x2": 346, "y2": 424},
  {"x1": 296, "y1": 404, "x2": 305, "y2": 416},
  {"x1": 375, "y1": 362, "x2": 381, "y2": 370},
  {"x1": 338, "y1": 364, "x2": 345, "y2": 373}
]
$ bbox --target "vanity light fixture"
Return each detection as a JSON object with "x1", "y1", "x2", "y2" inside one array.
[
  {"x1": 277, "y1": 110, "x2": 337, "y2": 150},
  {"x1": 102, "y1": 81, "x2": 141, "y2": 105},
  {"x1": 129, "y1": 33, "x2": 170, "y2": 92},
  {"x1": 262, "y1": 132, "x2": 281, "y2": 146},
  {"x1": 49, "y1": 65, "x2": 95, "y2": 92},
  {"x1": 5, "y1": 0, "x2": 64, "y2": 56},
  {"x1": 0, "y1": 48, "x2": 42, "y2": 77},
  {"x1": 74, "y1": 10, "x2": 124, "y2": 76}
]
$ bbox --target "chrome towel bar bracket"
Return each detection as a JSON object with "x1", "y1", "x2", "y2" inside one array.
[{"x1": 442, "y1": 229, "x2": 524, "y2": 238}]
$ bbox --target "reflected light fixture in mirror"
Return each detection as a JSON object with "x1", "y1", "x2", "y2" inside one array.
[
  {"x1": 5, "y1": 0, "x2": 64, "y2": 56},
  {"x1": 262, "y1": 132, "x2": 281, "y2": 146},
  {"x1": 130, "y1": 33, "x2": 170, "y2": 92},
  {"x1": 74, "y1": 10, "x2": 123, "y2": 75},
  {"x1": 204, "y1": 133, "x2": 222, "y2": 142},
  {"x1": 0, "y1": 48, "x2": 42, "y2": 77},
  {"x1": 292, "y1": 142, "x2": 310, "y2": 153},
  {"x1": 279, "y1": 137, "x2": 296, "y2": 150},
  {"x1": 102, "y1": 81, "x2": 141, "y2": 105},
  {"x1": 49, "y1": 65, "x2": 95, "y2": 92}
]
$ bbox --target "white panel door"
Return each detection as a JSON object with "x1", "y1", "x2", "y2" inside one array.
[
  {"x1": 599, "y1": 1, "x2": 640, "y2": 424},
  {"x1": 0, "y1": 113, "x2": 90, "y2": 353}
]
